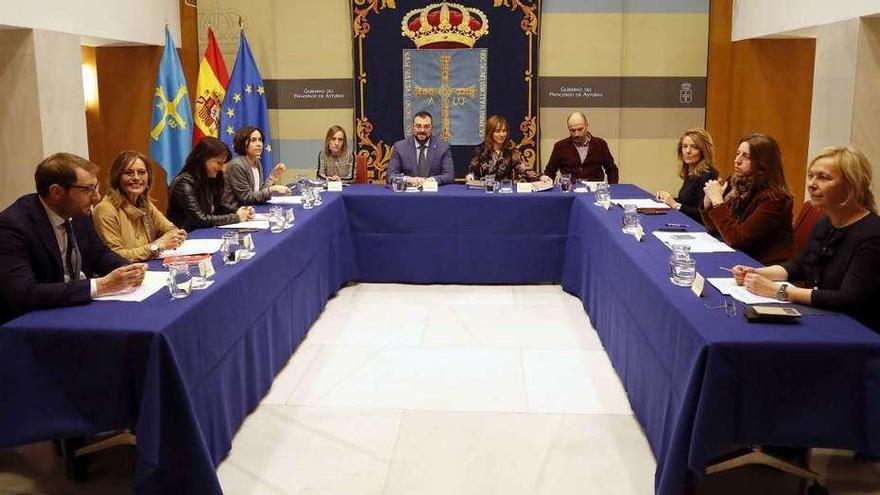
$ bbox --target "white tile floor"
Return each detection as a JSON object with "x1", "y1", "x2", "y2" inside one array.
[
  {"x1": 3, "y1": 284, "x2": 879, "y2": 494},
  {"x1": 217, "y1": 284, "x2": 657, "y2": 495}
]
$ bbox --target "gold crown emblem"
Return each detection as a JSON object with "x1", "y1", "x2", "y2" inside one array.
[{"x1": 401, "y1": 2, "x2": 489, "y2": 49}]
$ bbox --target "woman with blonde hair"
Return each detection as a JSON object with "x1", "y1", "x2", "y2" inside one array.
[
  {"x1": 732, "y1": 145, "x2": 880, "y2": 332},
  {"x1": 700, "y1": 133, "x2": 794, "y2": 265},
  {"x1": 467, "y1": 115, "x2": 550, "y2": 183},
  {"x1": 656, "y1": 127, "x2": 718, "y2": 223},
  {"x1": 93, "y1": 151, "x2": 186, "y2": 260},
  {"x1": 316, "y1": 125, "x2": 355, "y2": 183}
]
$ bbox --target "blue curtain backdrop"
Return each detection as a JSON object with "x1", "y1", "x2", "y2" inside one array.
[{"x1": 351, "y1": 0, "x2": 541, "y2": 183}]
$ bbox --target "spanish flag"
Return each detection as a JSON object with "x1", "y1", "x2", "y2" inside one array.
[{"x1": 193, "y1": 27, "x2": 229, "y2": 143}]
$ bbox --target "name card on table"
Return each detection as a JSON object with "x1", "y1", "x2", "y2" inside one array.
[
  {"x1": 327, "y1": 181, "x2": 343, "y2": 192},
  {"x1": 516, "y1": 182, "x2": 533, "y2": 193},
  {"x1": 422, "y1": 180, "x2": 438, "y2": 192},
  {"x1": 691, "y1": 272, "x2": 705, "y2": 297}
]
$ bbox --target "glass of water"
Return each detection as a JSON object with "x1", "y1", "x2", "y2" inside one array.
[
  {"x1": 269, "y1": 206, "x2": 285, "y2": 233},
  {"x1": 391, "y1": 174, "x2": 406, "y2": 192},
  {"x1": 284, "y1": 207, "x2": 295, "y2": 229},
  {"x1": 595, "y1": 182, "x2": 611, "y2": 207},
  {"x1": 622, "y1": 204, "x2": 639, "y2": 232},
  {"x1": 222, "y1": 231, "x2": 240, "y2": 265},
  {"x1": 302, "y1": 186, "x2": 314, "y2": 210},
  {"x1": 484, "y1": 174, "x2": 496, "y2": 193},
  {"x1": 499, "y1": 179, "x2": 514, "y2": 193},
  {"x1": 560, "y1": 174, "x2": 573, "y2": 193},
  {"x1": 167, "y1": 262, "x2": 192, "y2": 298}
]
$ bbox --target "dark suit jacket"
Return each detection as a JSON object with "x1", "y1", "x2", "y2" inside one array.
[
  {"x1": 544, "y1": 135, "x2": 619, "y2": 183},
  {"x1": 387, "y1": 136, "x2": 455, "y2": 185},
  {"x1": 0, "y1": 193, "x2": 127, "y2": 324}
]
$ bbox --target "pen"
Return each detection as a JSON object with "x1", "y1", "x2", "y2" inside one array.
[
  {"x1": 665, "y1": 223, "x2": 687, "y2": 228},
  {"x1": 719, "y1": 266, "x2": 735, "y2": 273}
]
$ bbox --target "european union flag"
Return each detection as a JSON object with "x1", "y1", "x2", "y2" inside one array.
[
  {"x1": 150, "y1": 27, "x2": 193, "y2": 185},
  {"x1": 219, "y1": 30, "x2": 273, "y2": 178}
]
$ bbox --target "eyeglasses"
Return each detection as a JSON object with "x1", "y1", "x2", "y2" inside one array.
[
  {"x1": 705, "y1": 297, "x2": 738, "y2": 317},
  {"x1": 67, "y1": 183, "x2": 100, "y2": 194}
]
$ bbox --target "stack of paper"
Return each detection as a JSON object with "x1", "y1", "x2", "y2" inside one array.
[
  {"x1": 652, "y1": 231, "x2": 735, "y2": 253},
  {"x1": 158, "y1": 239, "x2": 224, "y2": 258},
  {"x1": 611, "y1": 198, "x2": 670, "y2": 209},
  {"x1": 267, "y1": 196, "x2": 302, "y2": 205},
  {"x1": 95, "y1": 271, "x2": 169, "y2": 302},
  {"x1": 707, "y1": 277, "x2": 781, "y2": 304},
  {"x1": 218, "y1": 220, "x2": 270, "y2": 230}
]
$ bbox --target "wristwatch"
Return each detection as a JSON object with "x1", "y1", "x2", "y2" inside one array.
[
  {"x1": 775, "y1": 282, "x2": 790, "y2": 301},
  {"x1": 149, "y1": 243, "x2": 160, "y2": 257}
]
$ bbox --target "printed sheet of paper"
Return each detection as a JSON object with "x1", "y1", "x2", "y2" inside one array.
[
  {"x1": 707, "y1": 277, "x2": 781, "y2": 304},
  {"x1": 158, "y1": 239, "x2": 224, "y2": 258},
  {"x1": 95, "y1": 271, "x2": 168, "y2": 302},
  {"x1": 652, "y1": 231, "x2": 735, "y2": 253}
]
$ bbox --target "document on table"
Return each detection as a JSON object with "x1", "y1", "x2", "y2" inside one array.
[
  {"x1": 158, "y1": 239, "x2": 224, "y2": 258},
  {"x1": 652, "y1": 231, "x2": 735, "y2": 253},
  {"x1": 611, "y1": 198, "x2": 670, "y2": 209},
  {"x1": 95, "y1": 271, "x2": 168, "y2": 302},
  {"x1": 267, "y1": 196, "x2": 302, "y2": 205},
  {"x1": 707, "y1": 277, "x2": 781, "y2": 304},
  {"x1": 218, "y1": 220, "x2": 270, "y2": 230}
]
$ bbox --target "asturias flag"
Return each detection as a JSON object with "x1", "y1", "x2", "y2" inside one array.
[
  {"x1": 150, "y1": 27, "x2": 193, "y2": 184},
  {"x1": 219, "y1": 29, "x2": 273, "y2": 178},
  {"x1": 193, "y1": 27, "x2": 229, "y2": 143}
]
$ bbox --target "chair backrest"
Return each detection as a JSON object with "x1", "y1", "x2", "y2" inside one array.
[{"x1": 793, "y1": 201, "x2": 825, "y2": 254}]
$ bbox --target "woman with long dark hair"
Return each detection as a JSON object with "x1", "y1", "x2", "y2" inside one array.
[
  {"x1": 167, "y1": 137, "x2": 254, "y2": 232},
  {"x1": 466, "y1": 115, "x2": 549, "y2": 183},
  {"x1": 700, "y1": 133, "x2": 794, "y2": 265},
  {"x1": 223, "y1": 126, "x2": 289, "y2": 208}
]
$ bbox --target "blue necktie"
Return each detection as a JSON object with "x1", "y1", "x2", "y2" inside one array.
[{"x1": 63, "y1": 220, "x2": 82, "y2": 281}]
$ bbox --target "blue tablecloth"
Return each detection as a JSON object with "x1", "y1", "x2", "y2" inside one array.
[
  {"x1": 2, "y1": 184, "x2": 879, "y2": 495},
  {"x1": 562, "y1": 184, "x2": 880, "y2": 494},
  {"x1": 0, "y1": 194, "x2": 357, "y2": 494},
  {"x1": 343, "y1": 185, "x2": 573, "y2": 283}
]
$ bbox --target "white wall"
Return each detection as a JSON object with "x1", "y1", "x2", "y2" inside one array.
[
  {"x1": 732, "y1": 0, "x2": 880, "y2": 41},
  {"x1": 0, "y1": 0, "x2": 180, "y2": 46}
]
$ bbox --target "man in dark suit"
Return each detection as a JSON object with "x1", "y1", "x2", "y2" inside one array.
[
  {"x1": 544, "y1": 111, "x2": 619, "y2": 183},
  {"x1": 387, "y1": 111, "x2": 455, "y2": 186},
  {"x1": 0, "y1": 152, "x2": 147, "y2": 324}
]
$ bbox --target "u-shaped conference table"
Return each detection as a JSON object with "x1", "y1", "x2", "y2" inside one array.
[{"x1": 2, "y1": 184, "x2": 878, "y2": 495}]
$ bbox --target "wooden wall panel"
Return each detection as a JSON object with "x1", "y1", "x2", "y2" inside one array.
[
  {"x1": 706, "y1": 0, "x2": 816, "y2": 215},
  {"x1": 87, "y1": 0, "x2": 199, "y2": 213}
]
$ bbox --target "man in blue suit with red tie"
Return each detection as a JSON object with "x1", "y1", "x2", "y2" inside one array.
[{"x1": 387, "y1": 111, "x2": 455, "y2": 186}]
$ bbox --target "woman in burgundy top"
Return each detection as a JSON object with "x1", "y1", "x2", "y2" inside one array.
[{"x1": 700, "y1": 133, "x2": 794, "y2": 265}]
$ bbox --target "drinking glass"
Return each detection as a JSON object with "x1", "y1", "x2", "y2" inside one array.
[
  {"x1": 622, "y1": 204, "x2": 639, "y2": 232},
  {"x1": 222, "y1": 231, "x2": 241, "y2": 265},
  {"x1": 484, "y1": 175, "x2": 496, "y2": 193},
  {"x1": 269, "y1": 206, "x2": 285, "y2": 233},
  {"x1": 560, "y1": 174, "x2": 573, "y2": 193},
  {"x1": 391, "y1": 174, "x2": 406, "y2": 193},
  {"x1": 672, "y1": 257, "x2": 697, "y2": 286},
  {"x1": 284, "y1": 207, "x2": 295, "y2": 229},
  {"x1": 302, "y1": 186, "x2": 314, "y2": 210},
  {"x1": 167, "y1": 262, "x2": 192, "y2": 298},
  {"x1": 499, "y1": 179, "x2": 514, "y2": 193},
  {"x1": 594, "y1": 182, "x2": 611, "y2": 207}
]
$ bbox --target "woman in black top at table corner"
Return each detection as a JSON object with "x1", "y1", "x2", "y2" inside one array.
[
  {"x1": 466, "y1": 114, "x2": 551, "y2": 184},
  {"x1": 167, "y1": 137, "x2": 254, "y2": 232},
  {"x1": 655, "y1": 127, "x2": 718, "y2": 223},
  {"x1": 732, "y1": 145, "x2": 880, "y2": 332},
  {"x1": 316, "y1": 125, "x2": 355, "y2": 183}
]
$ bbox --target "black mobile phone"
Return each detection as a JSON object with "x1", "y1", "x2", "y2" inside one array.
[{"x1": 657, "y1": 226, "x2": 687, "y2": 232}]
